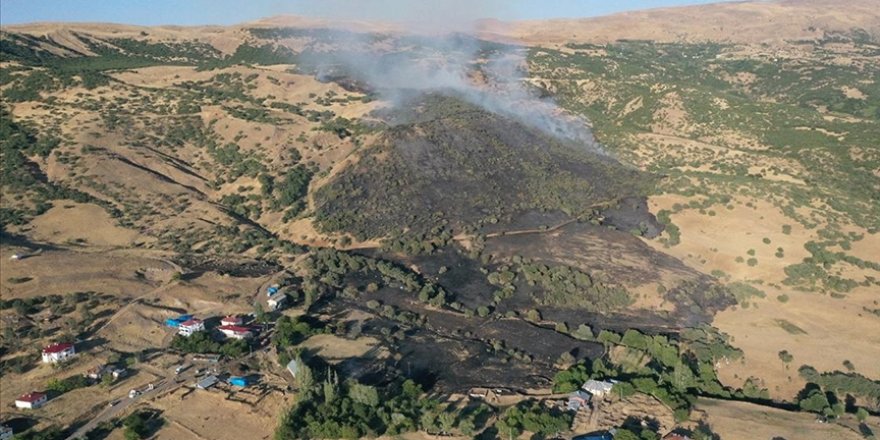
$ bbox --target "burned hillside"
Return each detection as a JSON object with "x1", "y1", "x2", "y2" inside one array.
[{"x1": 313, "y1": 93, "x2": 653, "y2": 242}]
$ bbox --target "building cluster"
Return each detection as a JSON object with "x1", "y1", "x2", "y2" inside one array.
[
  {"x1": 567, "y1": 379, "x2": 617, "y2": 412},
  {"x1": 164, "y1": 313, "x2": 259, "y2": 339}
]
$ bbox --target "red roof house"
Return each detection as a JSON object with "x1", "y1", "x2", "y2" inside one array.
[
  {"x1": 178, "y1": 318, "x2": 205, "y2": 337},
  {"x1": 217, "y1": 325, "x2": 253, "y2": 340},
  {"x1": 15, "y1": 391, "x2": 47, "y2": 409},
  {"x1": 41, "y1": 342, "x2": 75, "y2": 363}
]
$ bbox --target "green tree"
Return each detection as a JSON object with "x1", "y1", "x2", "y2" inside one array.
[
  {"x1": 799, "y1": 388, "x2": 830, "y2": 413},
  {"x1": 349, "y1": 382, "x2": 379, "y2": 407},
  {"x1": 437, "y1": 412, "x2": 456, "y2": 435}
]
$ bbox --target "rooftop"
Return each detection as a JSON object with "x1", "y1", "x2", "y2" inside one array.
[
  {"x1": 582, "y1": 379, "x2": 616, "y2": 393},
  {"x1": 42, "y1": 342, "x2": 74, "y2": 354},
  {"x1": 17, "y1": 391, "x2": 46, "y2": 402},
  {"x1": 217, "y1": 325, "x2": 252, "y2": 333},
  {"x1": 179, "y1": 318, "x2": 203, "y2": 327}
]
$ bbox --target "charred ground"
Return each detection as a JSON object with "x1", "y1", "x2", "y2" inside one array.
[{"x1": 314, "y1": 93, "x2": 652, "y2": 242}]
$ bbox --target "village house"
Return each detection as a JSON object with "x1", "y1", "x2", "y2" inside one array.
[
  {"x1": 582, "y1": 379, "x2": 617, "y2": 398},
  {"x1": 41, "y1": 342, "x2": 75, "y2": 364},
  {"x1": 15, "y1": 391, "x2": 47, "y2": 409},
  {"x1": 217, "y1": 325, "x2": 253, "y2": 340},
  {"x1": 0, "y1": 424, "x2": 13, "y2": 440},
  {"x1": 178, "y1": 318, "x2": 205, "y2": 337},
  {"x1": 220, "y1": 315, "x2": 243, "y2": 326}
]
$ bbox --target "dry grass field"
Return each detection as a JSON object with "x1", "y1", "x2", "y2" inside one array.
[{"x1": 695, "y1": 398, "x2": 877, "y2": 440}]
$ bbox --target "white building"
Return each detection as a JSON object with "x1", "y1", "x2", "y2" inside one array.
[
  {"x1": 41, "y1": 342, "x2": 75, "y2": 363},
  {"x1": 217, "y1": 325, "x2": 253, "y2": 340},
  {"x1": 267, "y1": 294, "x2": 287, "y2": 311},
  {"x1": 1, "y1": 424, "x2": 13, "y2": 440},
  {"x1": 15, "y1": 391, "x2": 47, "y2": 409},
  {"x1": 111, "y1": 367, "x2": 128, "y2": 379},
  {"x1": 582, "y1": 379, "x2": 617, "y2": 398},
  {"x1": 178, "y1": 319, "x2": 205, "y2": 337}
]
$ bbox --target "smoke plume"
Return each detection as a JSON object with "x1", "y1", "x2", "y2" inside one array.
[{"x1": 287, "y1": 1, "x2": 601, "y2": 150}]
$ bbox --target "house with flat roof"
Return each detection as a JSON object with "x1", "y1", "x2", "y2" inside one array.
[
  {"x1": 42, "y1": 342, "x2": 75, "y2": 364},
  {"x1": 178, "y1": 319, "x2": 205, "y2": 337},
  {"x1": 15, "y1": 391, "x2": 47, "y2": 409},
  {"x1": 582, "y1": 379, "x2": 617, "y2": 398}
]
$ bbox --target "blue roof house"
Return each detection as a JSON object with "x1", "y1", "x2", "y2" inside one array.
[
  {"x1": 165, "y1": 314, "x2": 193, "y2": 328},
  {"x1": 229, "y1": 376, "x2": 250, "y2": 387}
]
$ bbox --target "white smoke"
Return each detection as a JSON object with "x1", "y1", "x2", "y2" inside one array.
[{"x1": 286, "y1": 2, "x2": 601, "y2": 150}]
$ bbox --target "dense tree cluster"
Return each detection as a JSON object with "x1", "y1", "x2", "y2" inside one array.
[
  {"x1": 553, "y1": 326, "x2": 747, "y2": 421},
  {"x1": 170, "y1": 332, "x2": 249, "y2": 358},
  {"x1": 276, "y1": 377, "x2": 442, "y2": 439},
  {"x1": 494, "y1": 400, "x2": 573, "y2": 439}
]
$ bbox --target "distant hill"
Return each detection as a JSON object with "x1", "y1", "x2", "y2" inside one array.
[{"x1": 478, "y1": 0, "x2": 880, "y2": 45}]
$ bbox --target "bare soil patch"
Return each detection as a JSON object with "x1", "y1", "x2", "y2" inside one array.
[{"x1": 27, "y1": 202, "x2": 146, "y2": 248}]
